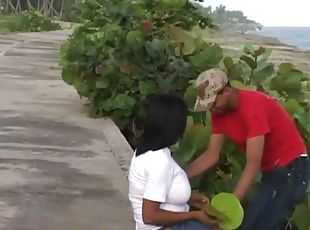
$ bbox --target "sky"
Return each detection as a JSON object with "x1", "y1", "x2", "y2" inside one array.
[{"x1": 202, "y1": 0, "x2": 310, "y2": 27}]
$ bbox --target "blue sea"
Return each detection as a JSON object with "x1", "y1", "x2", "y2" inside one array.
[{"x1": 255, "y1": 27, "x2": 310, "y2": 50}]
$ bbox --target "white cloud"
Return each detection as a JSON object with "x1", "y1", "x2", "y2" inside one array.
[{"x1": 202, "y1": 0, "x2": 310, "y2": 27}]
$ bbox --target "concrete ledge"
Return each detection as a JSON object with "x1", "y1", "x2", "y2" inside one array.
[
  {"x1": 63, "y1": 109, "x2": 135, "y2": 179},
  {"x1": 101, "y1": 118, "x2": 134, "y2": 178}
]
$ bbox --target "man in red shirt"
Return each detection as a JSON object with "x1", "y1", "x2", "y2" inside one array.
[{"x1": 186, "y1": 68, "x2": 309, "y2": 230}]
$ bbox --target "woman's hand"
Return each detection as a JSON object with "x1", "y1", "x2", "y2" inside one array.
[
  {"x1": 189, "y1": 192, "x2": 209, "y2": 209},
  {"x1": 192, "y1": 210, "x2": 218, "y2": 226}
]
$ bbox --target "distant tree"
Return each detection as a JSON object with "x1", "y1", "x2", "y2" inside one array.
[
  {"x1": 3, "y1": 0, "x2": 80, "y2": 21},
  {"x1": 61, "y1": 0, "x2": 81, "y2": 22},
  {"x1": 215, "y1": 4, "x2": 226, "y2": 26},
  {"x1": 211, "y1": 5, "x2": 262, "y2": 33}
]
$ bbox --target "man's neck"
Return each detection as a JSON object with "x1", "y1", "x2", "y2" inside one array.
[{"x1": 229, "y1": 88, "x2": 239, "y2": 110}]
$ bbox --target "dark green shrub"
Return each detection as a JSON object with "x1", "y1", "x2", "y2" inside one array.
[{"x1": 5, "y1": 10, "x2": 61, "y2": 32}]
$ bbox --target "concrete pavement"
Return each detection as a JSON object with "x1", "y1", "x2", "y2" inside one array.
[{"x1": 0, "y1": 30, "x2": 134, "y2": 230}]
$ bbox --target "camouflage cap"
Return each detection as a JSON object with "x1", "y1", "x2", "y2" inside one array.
[{"x1": 194, "y1": 68, "x2": 229, "y2": 111}]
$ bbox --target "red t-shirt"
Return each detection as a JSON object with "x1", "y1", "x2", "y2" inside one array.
[{"x1": 212, "y1": 89, "x2": 306, "y2": 171}]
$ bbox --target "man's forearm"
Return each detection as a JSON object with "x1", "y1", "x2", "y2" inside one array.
[
  {"x1": 233, "y1": 162, "x2": 260, "y2": 200},
  {"x1": 186, "y1": 151, "x2": 218, "y2": 179},
  {"x1": 234, "y1": 135, "x2": 265, "y2": 200}
]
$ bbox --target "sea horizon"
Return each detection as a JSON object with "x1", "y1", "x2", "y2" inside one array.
[{"x1": 254, "y1": 26, "x2": 310, "y2": 50}]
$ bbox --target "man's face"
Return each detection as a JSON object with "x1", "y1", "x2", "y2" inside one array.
[{"x1": 210, "y1": 90, "x2": 230, "y2": 114}]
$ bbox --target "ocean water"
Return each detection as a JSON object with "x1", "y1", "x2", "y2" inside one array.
[{"x1": 256, "y1": 27, "x2": 310, "y2": 50}]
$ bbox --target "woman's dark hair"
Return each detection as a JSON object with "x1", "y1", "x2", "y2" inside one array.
[{"x1": 135, "y1": 94, "x2": 188, "y2": 156}]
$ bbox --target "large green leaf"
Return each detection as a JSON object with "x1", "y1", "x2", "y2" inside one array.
[
  {"x1": 77, "y1": 81, "x2": 91, "y2": 97},
  {"x1": 214, "y1": 177, "x2": 236, "y2": 193},
  {"x1": 99, "y1": 98, "x2": 114, "y2": 111},
  {"x1": 177, "y1": 124, "x2": 211, "y2": 162},
  {"x1": 111, "y1": 109, "x2": 131, "y2": 129},
  {"x1": 228, "y1": 63, "x2": 244, "y2": 82},
  {"x1": 210, "y1": 193, "x2": 244, "y2": 230},
  {"x1": 145, "y1": 39, "x2": 166, "y2": 57},
  {"x1": 189, "y1": 174, "x2": 203, "y2": 190},
  {"x1": 119, "y1": 61, "x2": 134, "y2": 74},
  {"x1": 130, "y1": 3, "x2": 145, "y2": 17},
  {"x1": 96, "y1": 77, "x2": 109, "y2": 89},
  {"x1": 127, "y1": 30, "x2": 144, "y2": 44},
  {"x1": 167, "y1": 26, "x2": 196, "y2": 55},
  {"x1": 252, "y1": 64, "x2": 275, "y2": 84},
  {"x1": 199, "y1": 173, "x2": 219, "y2": 196},
  {"x1": 71, "y1": 76, "x2": 83, "y2": 91},
  {"x1": 113, "y1": 94, "x2": 136, "y2": 110},
  {"x1": 243, "y1": 43, "x2": 255, "y2": 55},
  {"x1": 184, "y1": 85, "x2": 197, "y2": 111},
  {"x1": 284, "y1": 74, "x2": 303, "y2": 91},
  {"x1": 223, "y1": 56, "x2": 234, "y2": 70},
  {"x1": 119, "y1": 75, "x2": 134, "y2": 88},
  {"x1": 189, "y1": 45, "x2": 223, "y2": 71},
  {"x1": 228, "y1": 156, "x2": 243, "y2": 176},
  {"x1": 189, "y1": 111, "x2": 208, "y2": 125},
  {"x1": 204, "y1": 45, "x2": 224, "y2": 66},
  {"x1": 230, "y1": 80, "x2": 256, "y2": 90},
  {"x1": 260, "y1": 48, "x2": 272, "y2": 62},
  {"x1": 158, "y1": 76, "x2": 176, "y2": 93},
  {"x1": 62, "y1": 67, "x2": 76, "y2": 85},
  {"x1": 162, "y1": 0, "x2": 187, "y2": 8},
  {"x1": 270, "y1": 76, "x2": 284, "y2": 93},
  {"x1": 296, "y1": 112, "x2": 310, "y2": 133},
  {"x1": 240, "y1": 55, "x2": 257, "y2": 69},
  {"x1": 139, "y1": 80, "x2": 157, "y2": 96},
  {"x1": 278, "y1": 63, "x2": 295, "y2": 76},
  {"x1": 230, "y1": 80, "x2": 245, "y2": 88},
  {"x1": 171, "y1": 59, "x2": 189, "y2": 73},
  {"x1": 284, "y1": 99, "x2": 304, "y2": 116},
  {"x1": 292, "y1": 202, "x2": 310, "y2": 230}
]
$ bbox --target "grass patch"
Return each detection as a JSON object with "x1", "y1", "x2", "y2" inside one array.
[
  {"x1": 0, "y1": 15, "x2": 11, "y2": 33},
  {"x1": 0, "y1": 11, "x2": 60, "y2": 33}
]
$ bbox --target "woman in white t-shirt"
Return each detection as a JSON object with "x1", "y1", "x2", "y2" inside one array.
[{"x1": 128, "y1": 94, "x2": 216, "y2": 230}]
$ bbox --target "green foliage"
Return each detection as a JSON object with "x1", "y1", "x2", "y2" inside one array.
[
  {"x1": 61, "y1": 1, "x2": 309, "y2": 229},
  {"x1": 0, "y1": 16, "x2": 10, "y2": 33},
  {"x1": 4, "y1": 10, "x2": 61, "y2": 32},
  {"x1": 292, "y1": 196, "x2": 310, "y2": 230},
  {"x1": 60, "y1": 0, "x2": 215, "y2": 131}
]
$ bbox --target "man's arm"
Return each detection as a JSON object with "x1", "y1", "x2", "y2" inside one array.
[
  {"x1": 233, "y1": 135, "x2": 265, "y2": 200},
  {"x1": 186, "y1": 134, "x2": 225, "y2": 179}
]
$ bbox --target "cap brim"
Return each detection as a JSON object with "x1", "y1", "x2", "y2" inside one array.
[{"x1": 194, "y1": 95, "x2": 217, "y2": 112}]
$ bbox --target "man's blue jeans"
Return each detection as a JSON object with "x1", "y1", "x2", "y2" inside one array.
[
  {"x1": 241, "y1": 156, "x2": 310, "y2": 230},
  {"x1": 171, "y1": 220, "x2": 212, "y2": 230}
]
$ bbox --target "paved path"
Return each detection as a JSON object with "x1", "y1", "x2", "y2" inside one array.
[{"x1": 0, "y1": 30, "x2": 134, "y2": 230}]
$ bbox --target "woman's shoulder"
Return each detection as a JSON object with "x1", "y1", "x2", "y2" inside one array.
[
  {"x1": 132, "y1": 148, "x2": 172, "y2": 170},
  {"x1": 140, "y1": 148, "x2": 171, "y2": 161}
]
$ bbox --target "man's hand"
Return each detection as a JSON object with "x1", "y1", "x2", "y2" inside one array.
[
  {"x1": 189, "y1": 192, "x2": 210, "y2": 209},
  {"x1": 233, "y1": 135, "x2": 264, "y2": 200}
]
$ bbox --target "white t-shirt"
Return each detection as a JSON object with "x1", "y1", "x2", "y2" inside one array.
[{"x1": 128, "y1": 148, "x2": 191, "y2": 230}]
